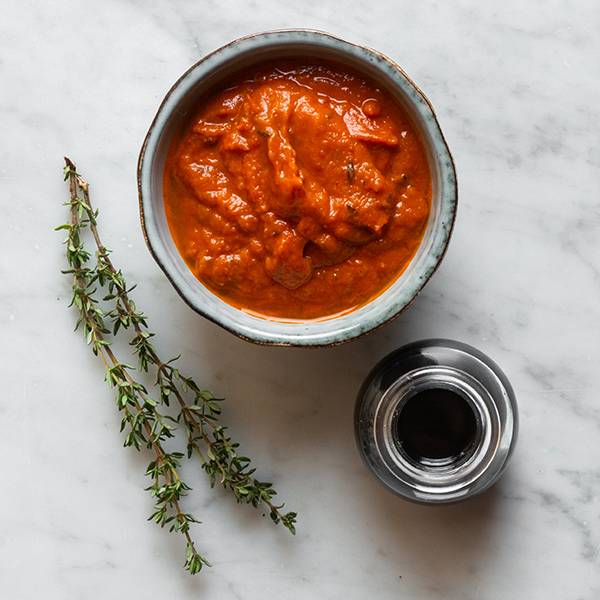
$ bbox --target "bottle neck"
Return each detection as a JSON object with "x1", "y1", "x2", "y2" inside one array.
[{"x1": 374, "y1": 366, "x2": 502, "y2": 503}]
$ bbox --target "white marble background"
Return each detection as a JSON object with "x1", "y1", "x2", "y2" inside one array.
[{"x1": 1, "y1": 1, "x2": 599, "y2": 598}]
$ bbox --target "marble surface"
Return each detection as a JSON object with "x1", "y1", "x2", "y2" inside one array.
[{"x1": 1, "y1": 1, "x2": 599, "y2": 598}]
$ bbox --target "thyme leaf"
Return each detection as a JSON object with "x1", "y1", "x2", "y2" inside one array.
[{"x1": 346, "y1": 160, "x2": 355, "y2": 183}]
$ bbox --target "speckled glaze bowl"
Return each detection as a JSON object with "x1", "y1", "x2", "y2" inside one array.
[{"x1": 138, "y1": 30, "x2": 457, "y2": 346}]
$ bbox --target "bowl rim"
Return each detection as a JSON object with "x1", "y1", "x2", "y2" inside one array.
[{"x1": 137, "y1": 28, "x2": 457, "y2": 347}]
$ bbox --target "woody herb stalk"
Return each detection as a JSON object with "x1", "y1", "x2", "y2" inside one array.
[{"x1": 57, "y1": 158, "x2": 296, "y2": 574}]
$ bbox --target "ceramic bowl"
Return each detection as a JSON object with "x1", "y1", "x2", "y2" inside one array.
[{"x1": 138, "y1": 29, "x2": 457, "y2": 346}]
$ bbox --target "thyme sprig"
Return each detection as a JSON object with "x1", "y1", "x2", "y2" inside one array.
[{"x1": 58, "y1": 158, "x2": 296, "y2": 574}]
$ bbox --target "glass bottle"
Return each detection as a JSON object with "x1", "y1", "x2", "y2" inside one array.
[{"x1": 355, "y1": 339, "x2": 518, "y2": 503}]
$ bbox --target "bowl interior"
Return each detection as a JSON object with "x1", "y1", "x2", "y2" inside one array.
[{"x1": 139, "y1": 31, "x2": 456, "y2": 346}]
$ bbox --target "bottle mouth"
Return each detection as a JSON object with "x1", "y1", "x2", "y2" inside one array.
[
  {"x1": 373, "y1": 366, "x2": 501, "y2": 502},
  {"x1": 392, "y1": 386, "x2": 480, "y2": 469}
]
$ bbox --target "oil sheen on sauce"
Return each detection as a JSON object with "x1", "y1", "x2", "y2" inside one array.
[{"x1": 164, "y1": 62, "x2": 432, "y2": 320}]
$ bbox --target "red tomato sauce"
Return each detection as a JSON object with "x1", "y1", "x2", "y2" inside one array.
[{"x1": 164, "y1": 62, "x2": 431, "y2": 320}]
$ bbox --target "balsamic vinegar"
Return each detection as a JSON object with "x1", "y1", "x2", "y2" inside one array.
[{"x1": 394, "y1": 388, "x2": 478, "y2": 465}]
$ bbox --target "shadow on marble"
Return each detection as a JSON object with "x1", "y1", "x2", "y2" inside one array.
[{"x1": 357, "y1": 475, "x2": 504, "y2": 583}]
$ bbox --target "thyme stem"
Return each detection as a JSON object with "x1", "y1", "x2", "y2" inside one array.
[{"x1": 58, "y1": 157, "x2": 297, "y2": 575}]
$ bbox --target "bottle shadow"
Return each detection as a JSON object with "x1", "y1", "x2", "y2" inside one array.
[{"x1": 353, "y1": 473, "x2": 505, "y2": 587}]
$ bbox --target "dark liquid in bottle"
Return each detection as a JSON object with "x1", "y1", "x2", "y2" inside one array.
[{"x1": 394, "y1": 388, "x2": 478, "y2": 465}]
